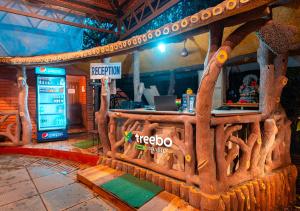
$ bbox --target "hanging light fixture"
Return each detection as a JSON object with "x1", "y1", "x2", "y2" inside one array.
[{"x1": 181, "y1": 39, "x2": 189, "y2": 57}]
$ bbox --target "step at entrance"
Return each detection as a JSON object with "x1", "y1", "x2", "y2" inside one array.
[{"x1": 77, "y1": 165, "x2": 198, "y2": 211}]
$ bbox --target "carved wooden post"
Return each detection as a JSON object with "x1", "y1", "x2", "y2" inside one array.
[
  {"x1": 257, "y1": 39, "x2": 275, "y2": 119},
  {"x1": 204, "y1": 24, "x2": 224, "y2": 71},
  {"x1": 196, "y1": 24, "x2": 224, "y2": 194},
  {"x1": 94, "y1": 57, "x2": 112, "y2": 154},
  {"x1": 17, "y1": 66, "x2": 32, "y2": 144},
  {"x1": 196, "y1": 20, "x2": 267, "y2": 195},
  {"x1": 96, "y1": 77, "x2": 111, "y2": 154}
]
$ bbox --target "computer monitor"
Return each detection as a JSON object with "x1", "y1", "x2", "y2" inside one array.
[{"x1": 154, "y1": 95, "x2": 177, "y2": 111}]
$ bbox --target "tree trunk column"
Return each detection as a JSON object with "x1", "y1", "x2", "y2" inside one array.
[
  {"x1": 96, "y1": 57, "x2": 112, "y2": 154},
  {"x1": 17, "y1": 66, "x2": 32, "y2": 145}
]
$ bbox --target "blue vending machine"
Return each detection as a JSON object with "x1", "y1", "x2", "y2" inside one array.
[{"x1": 36, "y1": 67, "x2": 68, "y2": 142}]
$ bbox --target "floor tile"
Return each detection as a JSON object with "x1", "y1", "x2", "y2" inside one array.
[
  {"x1": 51, "y1": 162, "x2": 79, "y2": 174},
  {"x1": 65, "y1": 197, "x2": 116, "y2": 211},
  {"x1": 42, "y1": 183, "x2": 94, "y2": 211},
  {"x1": 33, "y1": 173, "x2": 74, "y2": 193},
  {"x1": 27, "y1": 166, "x2": 57, "y2": 179},
  {"x1": 0, "y1": 168, "x2": 30, "y2": 187},
  {"x1": 0, "y1": 195, "x2": 46, "y2": 211},
  {"x1": 36, "y1": 158, "x2": 61, "y2": 168},
  {"x1": 0, "y1": 180, "x2": 37, "y2": 206}
]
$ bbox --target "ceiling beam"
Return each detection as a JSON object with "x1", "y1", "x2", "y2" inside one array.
[
  {"x1": 120, "y1": 0, "x2": 180, "y2": 39},
  {"x1": 68, "y1": 0, "x2": 115, "y2": 14},
  {"x1": 0, "y1": 5, "x2": 116, "y2": 34},
  {"x1": 37, "y1": 0, "x2": 117, "y2": 20}
]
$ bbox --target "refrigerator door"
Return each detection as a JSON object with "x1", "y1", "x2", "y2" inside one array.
[{"x1": 36, "y1": 74, "x2": 68, "y2": 141}]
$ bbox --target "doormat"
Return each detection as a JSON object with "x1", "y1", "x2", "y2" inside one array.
[
  {"x1": 72, "y1": 140, "x2": 98, "y2": 149},
  {"x1": 100, "y1": 174, "x2": 162, "y2": 208}
]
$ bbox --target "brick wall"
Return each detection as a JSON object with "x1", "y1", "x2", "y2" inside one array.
[{"x1": 0, "y1": 68, "x2": 18, "y2": 132}]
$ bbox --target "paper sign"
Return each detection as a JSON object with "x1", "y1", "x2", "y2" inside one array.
[
  {"x1": 68, "y1": 89, "x2": 75, "y2": 94},
  {"x1": 90, "y1": 63, "x2": 121, "y2": 79}
]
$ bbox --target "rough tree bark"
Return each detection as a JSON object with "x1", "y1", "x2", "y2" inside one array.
[
  {"x1": 196, "y1": 19, "x2": 267, "y2": 194},
  {"x1": 17, "y1": 66, "x2": 32, "y2": 144},
  {"x1": 96, "y1": 78, "x2": 111, "y2": 154}
]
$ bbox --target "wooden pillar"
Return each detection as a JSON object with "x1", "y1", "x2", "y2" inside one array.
[
  {"x1": 17, "y1": 66, "x2": 32, "y2": 145},
  {"x1": 133, "y1": 50, "x2": 142, "y2": 102},
  {"x1": 204, "y1": 24, "x2": 224, "y2": 71},
  {"x1": 103, "y1": 57, "x2": 111, "y2": 108},
  {"x1": 257, "y1": 39, "x2": 274, "y2": 118},
  {"x1": 95, "y1": 57, "x2": 112, "y2": 154}
]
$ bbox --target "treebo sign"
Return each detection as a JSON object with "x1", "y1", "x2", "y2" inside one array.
[{"x1": 135, "y1": 134, "x2": 173, "y2": 148}]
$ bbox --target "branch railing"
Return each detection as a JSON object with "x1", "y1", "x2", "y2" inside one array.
[
  {"x1": 0, "y1": 110, "x2": 21, "y2": 146},
  {"x1": 107, "y1": 112, "x2": 197, "y2": 185}
]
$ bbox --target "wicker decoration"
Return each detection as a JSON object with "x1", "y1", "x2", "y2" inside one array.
[
  {"x1": 132, "y1": 37, "x2": 138, "y2": 45},
  {"x1": 171, "y1": 22, "x2": 180, "y2": 32},
  {"x1": 163, "y1": 26, "x2": 170, "y2": 35},
  {"x1": 226, "y1": 0, "x2": 238, "y2": 10},
  {"x1": 201, "y1": 10, "x2": 212, "y2": 20},
  {"x1": 155, "y1": 29, "x2": 162, "y2": 37},
  {"x1": 137, "y1": 36, "x2": 142, "y2": 44},
  {"x1": 180, "y1": 18, "x2": 189, "y2": 28},
  {"x1": 190, "y1": 14, "x2": 200, "y2": 24},
  {"x1": 213, "y1": 5, "x2": 224, "y2": 16},
  {"x1": 142, "y1": 34, "x2": 148, "y2": 42}
]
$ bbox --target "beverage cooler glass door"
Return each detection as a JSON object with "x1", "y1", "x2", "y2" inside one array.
[{"x1": 36, "y1": 74, "x2": 68, "y2": 141}]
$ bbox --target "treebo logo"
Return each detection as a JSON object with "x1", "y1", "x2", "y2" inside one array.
[
  {"x1": 123, "y1": 131, "x2": 173, "y2": 153},
  {"x1": 135, "y1": 134, "x2": 173, "y2": 148},
  {"x1": 124, "y1": 131, "x2": 133, "y2": 143}
]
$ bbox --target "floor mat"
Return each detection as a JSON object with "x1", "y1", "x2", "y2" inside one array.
[
  {"x1": 100, "y1": 174, "x2": 162, "y2": 208},
  {"x1": 72, "y1": 140, "x2": 98, "y2": 149}
]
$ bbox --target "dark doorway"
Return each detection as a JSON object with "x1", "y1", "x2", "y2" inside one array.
[{"x1": 66, "y1": 75, "x2": 87, "y2": 131}]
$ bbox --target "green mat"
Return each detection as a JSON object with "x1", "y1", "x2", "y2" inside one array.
[
  {"x1": 72, "y1": 140, "x2": 98, "y2": 149},
  {"x1": 100, "y1": 174, "x2": 162, "y2": 208}
]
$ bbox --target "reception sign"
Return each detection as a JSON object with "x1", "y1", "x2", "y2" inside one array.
[{"x1": 90, "y1": 63, "x2": 121, "y2": 79}]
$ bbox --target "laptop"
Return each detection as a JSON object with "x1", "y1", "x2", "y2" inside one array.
[{"x1": 154, "y1": 95, "x2": 177, "y2": 111}]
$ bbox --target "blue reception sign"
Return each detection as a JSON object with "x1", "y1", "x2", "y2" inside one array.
[
  {"x1": 90, "y1": 63, "x2": 121, "y2": 79},
  {"x1": 35, "y1": 67, "x2": 66, "y2": 75}
]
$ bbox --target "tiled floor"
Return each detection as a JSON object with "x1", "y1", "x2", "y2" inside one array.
[
  {"x1": 24, "y1": 134, "x2": 100, "y2": 155},
  {"x1": 0, "y1": 154, "x2": 116, "y2": 211}
]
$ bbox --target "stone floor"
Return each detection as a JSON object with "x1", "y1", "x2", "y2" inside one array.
[{"x1": 0, "y1": 154, "x2": 116, "y2": 211}]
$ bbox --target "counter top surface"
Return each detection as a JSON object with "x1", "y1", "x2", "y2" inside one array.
[
  {"x1": 109, "y1": 109, "x2": 195, "y2": 116},
  {"x1": 109, "y1": 109, "x2": 261, "y2": 117}
]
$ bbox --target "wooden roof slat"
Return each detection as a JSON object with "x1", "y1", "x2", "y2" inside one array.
[{"x1": 38, "y1": 0, "x2": 117, "y2": 20}]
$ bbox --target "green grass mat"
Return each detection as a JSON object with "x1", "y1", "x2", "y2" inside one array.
[
  {"x1": 72, "y1": 140, "x2": 98, "y2": 149},
  {"x1": 100, "y1": 174, "x2": 162, "y2": 208}
]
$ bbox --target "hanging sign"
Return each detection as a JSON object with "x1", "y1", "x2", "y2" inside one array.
[{"x1": 90, "y1": 63, "x2": 121, "y2": 79}]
